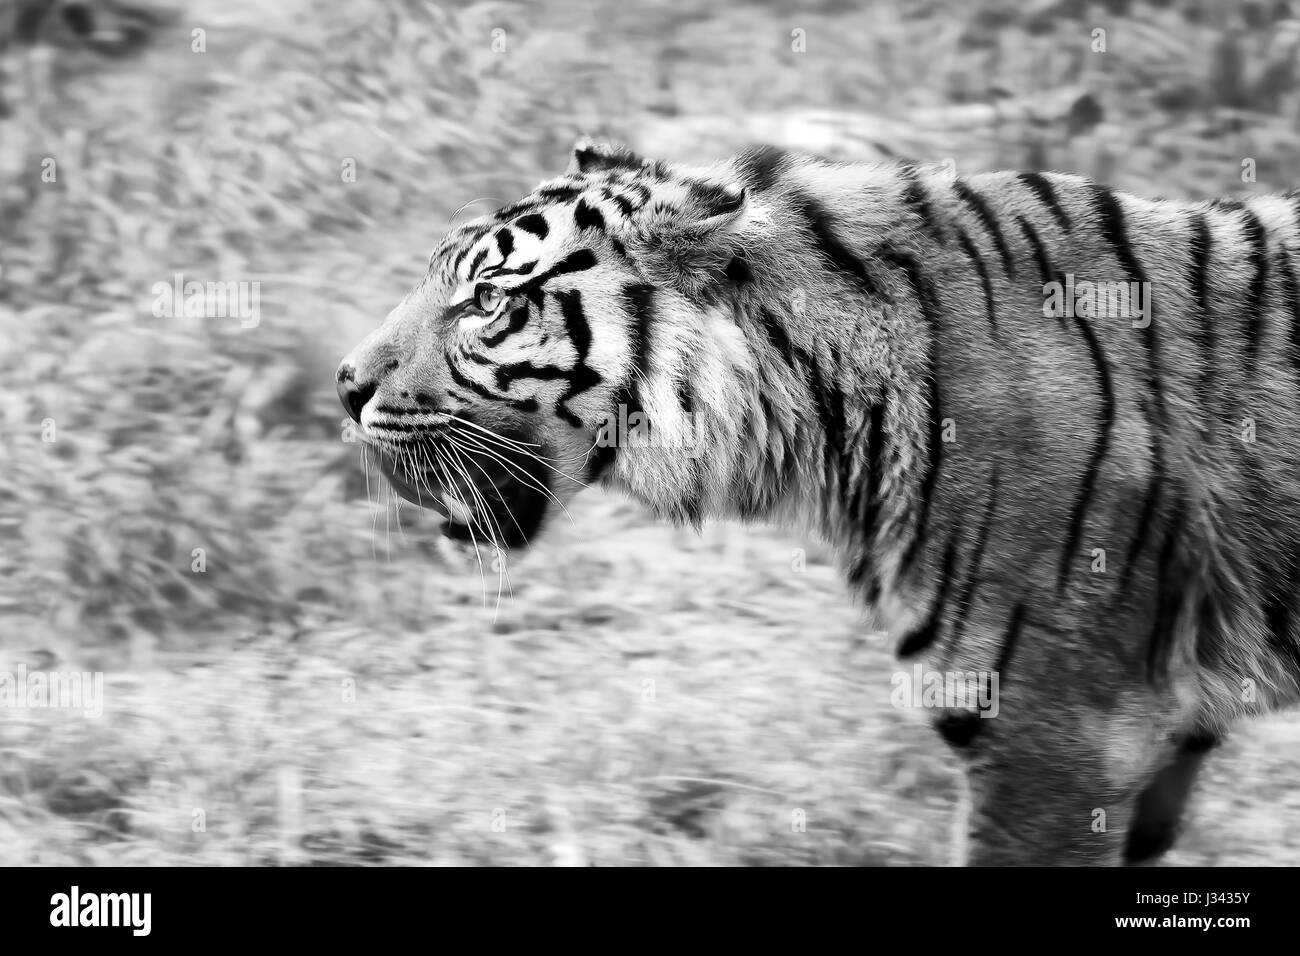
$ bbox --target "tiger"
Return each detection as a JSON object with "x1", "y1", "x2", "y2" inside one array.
[{"x1": 336, "y1": 138, "x2": 1300, "y2": 866}]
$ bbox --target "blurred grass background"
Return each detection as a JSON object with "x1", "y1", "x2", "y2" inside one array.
[{"x1": 1, "y1": 0, "x2": 1299, "y2": 864}]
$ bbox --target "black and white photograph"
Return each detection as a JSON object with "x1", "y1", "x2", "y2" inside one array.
[{"x1": 0, "y1": 0, "x2": 1295, "y2": 919}]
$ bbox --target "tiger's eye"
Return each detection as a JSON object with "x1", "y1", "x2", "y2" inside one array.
[{"x1": 475, "y1": 283, "x2": 504, "y2": 312}]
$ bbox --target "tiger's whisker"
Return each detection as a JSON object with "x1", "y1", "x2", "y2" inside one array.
[
  {"x1": 449, "y1": 432, "x2": 576, "y2": 523},
  {"x1": 447, "y1": 423, "x2": 590, "y2": 489},
  {"x1": 441, "y1": 443, "x2": 515, "y2": 612},
  {"x1": 443, "y1": 441, "x2": 529, "y2": 548},
  {"x1": 447, "y1": 417, "x2": 599, "y2": 468},
  {"x1": 428, "y1": 446, "x2": 489, "y2": 607}
]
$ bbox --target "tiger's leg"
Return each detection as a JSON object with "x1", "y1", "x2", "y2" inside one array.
[{"x1": 1123, "y1": 730, "x2": 1220, "y2": 865}]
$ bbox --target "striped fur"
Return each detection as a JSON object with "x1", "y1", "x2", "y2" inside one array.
[{"x1": 338, "y1": 140, "x2": 1300, "y2": 865}]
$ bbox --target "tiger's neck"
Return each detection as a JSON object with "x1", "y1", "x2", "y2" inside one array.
[
  {"x1": 604, "y1": 282, "x2": 930, "y2": 601},
  {"x1": 733, "y1": 294, "x2": 929, "y2": 592},
  {"x1": 604, "y1": 166, "x2": 936, "y2": 604}
]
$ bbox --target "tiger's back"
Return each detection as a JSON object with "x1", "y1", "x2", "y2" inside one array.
[{"x1": 891, "y1": 168, "x2": 1300, "y2": 718}]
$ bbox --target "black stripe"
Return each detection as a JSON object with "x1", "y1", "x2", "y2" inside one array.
[
  {"x1": 751, "y1": 307, "x2": 844, "y2": 493},
  {"x1": 880, "y1": 247, "x2": 944, "y2": 575},
  {"x1": 752, "y1": 306, "x2": 799, "y2": 374},
  {"x1": 574, "y1": 198, "x2": 605, "y2": 232},
  {"x1": 900, "y1": 166, "x2": 939, "y2": 239},
  {"x1": 751, "y1": 306, "x2": 852, "y2": 500},
  {"x1": 1280, "y1": 247, "x2": 1300, "y2": 377},
  {"x1": 734, "y1": 144, "x2": 790, "y2": 191},
  {"x1": 1056, "y1": 303, "x2": 1115, "y2": 594},
  {"x1": 898, "y1": 533, "x2": 959, "y2": 658},
  {"x1": 799, "y1": 345, "x2": 845, "y2": 490},
  {"x1": 494, "y1": 198, "x2": 539, "y2": 222},
  {"x1": 1092, "y1": 185, "x2": 1158, "y2": 399},
  {"x1": 446, "y1": 359, "x2": 538, "y2": 412},
  {"x1": 679, "y1": 467, "x2": 705, "y2": 526},
  {"x1": 537, "y1": 184, "x2": 582, "y2": 202},
  {"x1": 1240, "y1": 208, "x2": 1270, "y2": 364},
  {"x1": 947, "y1": 468, "x2": 1000, "y2": 649},
  {"x1": 688, "y1": 180, "x2": 744, "y2": 214},
  {"x1": 1190, "y1": 215, "x2": 1213, "y2": 313},
  {"x1": 954, "y1": 225, "x2": 997, "y2": 337},
  {"x1": 451, "y1": 228, "x2": 489, "y2": 273},
  {"x1": 1146, "y1": 502, "x2": 1188, "y2": 683},
  {"x1": 1123, "y1": 399, "x2": 1165, "y2": 589},
  {"x1": 1093, "y1": 184, "x2": 1167, "y2": 585},
  {"x1": 861, "y1": 398, "x2": 887, "y2": 543},
  {"x1": 991, "y1": 603, "x2": 1026, "y2": 683},
  {"x1": 552, "y1": 289, "x2": 603, "y2": 428},
  {"x1": 491, "y1": 184, "x2": 581, "y2": 221},
  {"x1": 573, "y1": 144, "x2": 643, "y2": 174},
  {"x1": 723, "y1": 255, "x2": 750, "y2": 283},
  {"x1": 848, "y1": 392, "x2": 889, "y2": 603},
  {"x1": 1017, "y1": 172, "x2": 1072, "y2": 231},
  {"x1": 495, "y1": 228, "x2": 515, "y2": 260},
  {"x1": 1016, "y1": 215, "x2": 1053, "y2": 285},
  {"x1": 588, "y1": 285, "x2": 655, "y2": 480},
  {"x1": 622, "y1": 284, "x2": 655, "y2": 411},
  {"x1": 1189, "y1": 213, "x2": 1215, "y2": 438},
  {"x1": 587, "y1": 287, "x2": 647, "y2": 485},
  {"x1": 494, "y1": 361, "x2": 571, "y2": 390},
  {"x1": 481, "y1": 303, "x2": 530, "y2": 349},
  {"x1": 587, "y1": 440, "x2": 618, "y2": 481},
  {"x1": 677, "y1": 380, "x2": 695, "y2": 415},
  {"x1": 953, "y1": 179, "x2": 1016, "y2": 278},
  {"x1": 511, "y1": 248, "x2": 599, "y2": 298},
  {"x1": 481, "y1": 260, "x2": 537, "y2": 279},
  {"x1": 466, "y1": 246, "x2": 490, "y2": 280},
  {"x1": 602, "y1": 188, "x2": 634, "y2": 218},
  {"x1": 826, "y1": 345, "x2": 850, "y2": 493},
  {"x1": 942, "y1": 600, "x2": 1023, "y2": 738},
  {"x1": 791, "y1": 190, "x2": 884, "y2": 298},
  {"x1": 762, "y1": 392, "x2": 800, "y2": 487},
  {"x1": 513, "y1": 214, "x2": 549, "y2": 239}
]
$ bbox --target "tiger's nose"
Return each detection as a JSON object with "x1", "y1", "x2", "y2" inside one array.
[{"x1": 336, "y1": 362, "x2": 377, "y2": 423}]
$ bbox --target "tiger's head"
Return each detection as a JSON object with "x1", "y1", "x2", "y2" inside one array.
[{"x1": 337, "y1": 140, "x2": 804, "y2": 552}]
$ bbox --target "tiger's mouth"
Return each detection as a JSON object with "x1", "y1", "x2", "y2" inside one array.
[{"x1": 371, "y1": 433, "x2": 553, "y2": 551}]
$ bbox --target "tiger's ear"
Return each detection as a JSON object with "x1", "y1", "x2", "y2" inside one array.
[
  {"x1": 636, "y1": 179, "x2": 751, "y2": 298},
  {"x1": 681, "y1": 180, "x2": 747, "y2": 229},
  {"x1": 568, "y1": 138, "x2": 646, "y2": 175}
]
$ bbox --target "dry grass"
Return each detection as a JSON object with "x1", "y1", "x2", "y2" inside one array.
[{"x1": 1, "y1": 0, "x2": 1298, "y2": 865}]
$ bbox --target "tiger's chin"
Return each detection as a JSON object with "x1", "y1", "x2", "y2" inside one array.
[{"x1": 373, "y1": 440, "x2": 553, "y2": 552}]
